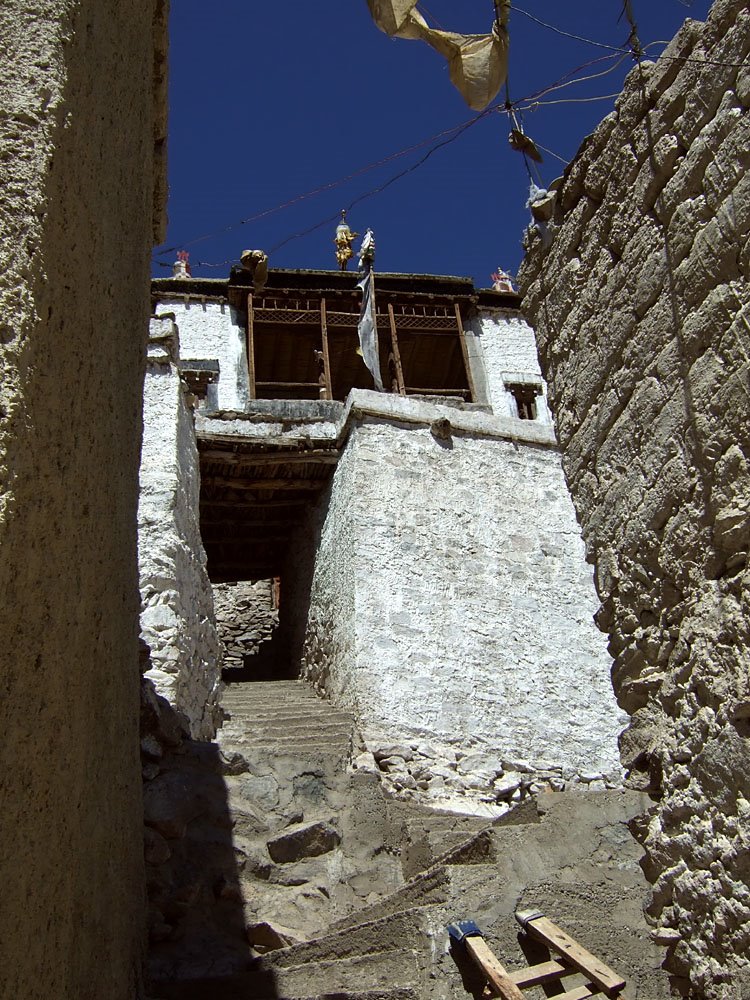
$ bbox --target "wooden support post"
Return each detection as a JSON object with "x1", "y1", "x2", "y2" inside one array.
[
  {"x1": 247, "y1": 292, "x2": 257, "y2": 400},
  {"x1": 454, "y1": 301, "x2": 477, "y2": 403},
  {"x1": 516, "y1": 912, "x2": 625, "y2": 997},
  {"x1": 320, "y1": 298, "x2": 333, "y2": 400},
  {"x1": 387, "y1": 303, "x2": 406, "y2": 396},
  {"x1": 464, "y1": 937, "x2": 525, "y2": 1000}
]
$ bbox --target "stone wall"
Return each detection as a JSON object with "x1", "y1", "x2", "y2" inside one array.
[
  {"x1": 139, "y1": 315, "x2": 221, "y2": 739},
  {"x1": 518, "y1": 2, "x2": 750, "y2": 994},
  {"x1": 287, "y1": 415, "x2": 624, "y2": 815},
  {"x1": 0, "y1": 2, "x2": 167, "y2": 997},
  {"x1": 213, "y1": 579, "x2": 279, "y2": 673}
]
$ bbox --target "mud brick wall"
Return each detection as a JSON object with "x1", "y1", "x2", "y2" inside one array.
[{"x1": 519, "y1": 2, "x2": 750, "y2": 995}]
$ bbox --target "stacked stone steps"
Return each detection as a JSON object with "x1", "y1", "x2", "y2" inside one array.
[
  {"x1": 327, "y1": 825, "x2": 498, "y2": 934},
  {"x1": 394, "y1": 800, "x2": 532, "y2": 878},
  {"x1": 256, "y1": 792, "x2": 672, "y2": 999},
  {"x1": 220, "y1": 682, "x2": 357, "y2": 755}
]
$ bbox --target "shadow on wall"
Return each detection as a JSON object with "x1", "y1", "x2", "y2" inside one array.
[{"x1": 140, "y1": 642, "x2": 282, "y2": 996}]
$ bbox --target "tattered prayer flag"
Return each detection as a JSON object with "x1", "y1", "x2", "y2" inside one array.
[
  {"x1": 356, "y1": 262, "x2": 384, "y2": 393},
  {"x1": 366, "y1": 0, "x2": 419, "y2": 35},
  {"x1": 365, "y1": 1, "x2": 510, "y2": 111}
]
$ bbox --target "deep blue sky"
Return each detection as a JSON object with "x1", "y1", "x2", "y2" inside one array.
[{"x1": 154, "y1": 1, "x2": 711, "y2": 286}]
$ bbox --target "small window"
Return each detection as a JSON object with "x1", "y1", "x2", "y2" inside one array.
[{"x1": 508, "y1": 383, "x2": 540, "y2": 420}]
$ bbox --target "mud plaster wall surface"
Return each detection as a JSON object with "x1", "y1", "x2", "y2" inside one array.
[
  {"x1": 0, "y1": 1, "x2": 165, "y2": 997},
  {"x1": 519, "y1": 2, "x2": 750, "y2": 994},
  {"x1": 288, "y1": 419, "x2": 624, "y2": 810},
  {"x1": 139, "y1": 318, "x2": 221, "y2": 739}
]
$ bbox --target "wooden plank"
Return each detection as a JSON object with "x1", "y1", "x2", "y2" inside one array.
[
  {"x1": 255, "y1": 381, "x2": 321, "y2": 389},
  {"x1": 404, "y1": 387, "x2": 470, "y2": 396},
  {"x1": 200, "y1": 519, "x2": 302, "y2": 528},
  {"x1": 206, "y1": 477, "x2": 328, "y2": 492},
  {"x1": 454, "y1": 301, "x2": 477, "y2": 403},
  {"x1": 320, "y1": 298, "x2": 333, "y2": 400},
  {"x1": 202, "y1": 533, "x2": 291, "y2": 546},
  {"x1": 387, "y1": 303, "x2": 406, "y2": 396},
  {"x1": 464, "y1": 937, "x2": 525, "y2": 1000},
  {"x1": 552, "y1": 986, "x2": 599, "y2": 1000},
  {"x1": 247, "y1": 292, "x2": 256, "y2": 400},
  {"x1": 199, "y1": 431, "x2": 334, "y2": 450},
  {"x1": 517, "y1": 913, "x2": 625, "y2": 997},
  {"x1": 508, "y1": 959, "x2": 569, "y2": 988},
  {"x1": 200, "y1": 450, "x2": 339, "y2": 466},
  {"x1": 200, "y1": 500, "x2": 309, "y2": 510}
]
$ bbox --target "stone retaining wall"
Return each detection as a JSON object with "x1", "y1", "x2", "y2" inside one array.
[{"x1": 518, "y1": 3, "x2": 750, "y2": 993}]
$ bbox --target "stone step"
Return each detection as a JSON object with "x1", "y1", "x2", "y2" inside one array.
[
  {"x1": 222, "y1": 684, "x2": 321, "y2": 701},
  {"x1": 326, "y1": 823, "x2": 502, "y2": 934},
  {"x1": 158, "y1": 984, "x2": 418, "y2": 1000},
  {"x1": 220, "y1": 727, "x2": 353, "y2": 746},
  {"x1": 259, "y1": 906, "x2": 432, "y2": 971},
  {"x1": 222, "y1": 711, "x2": 354, "y2": 727},
  {"x1": 153, "y1": 950, "x2": 420, "y2": 999},
  {"x1": 222, "y1": 693, "x2": 351, "y2": 714},
  {"x1": 221, "y1": 691, "x2": 329, "y2": 704},
  {"x1": 219, "y1": 709, "x2": 353, "y2": 725},
  {"x1": 221, "y1": 725, "x2": 354, "y2": 745},
  {"x1": 399, "y1": 799, "x2": 539, "y2": 878}
]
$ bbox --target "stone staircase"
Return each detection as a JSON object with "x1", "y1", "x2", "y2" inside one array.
[
  {"x1": 220, "y1": 681, "x2": 357, "y2": 756},
  {"x1": 150, "y1": 681, "x2": 673, "y2": 1000}
]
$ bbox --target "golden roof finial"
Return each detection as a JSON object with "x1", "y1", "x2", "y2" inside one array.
[{"x1": 334, "y1": 210, "x2": 358, "y2": 271}]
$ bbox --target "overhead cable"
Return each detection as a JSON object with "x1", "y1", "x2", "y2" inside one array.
[
  {"x1": 511, "y1": 6, "x2": 628, "y2": 53},
  {"x1": 154, "y1": 115, "x2": 488, "y2": 259}
]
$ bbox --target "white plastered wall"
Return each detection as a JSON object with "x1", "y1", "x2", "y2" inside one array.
[
  {"x1": 290, "y1": 416, "x2": 625, "y2": 812},
  {"x1": 160, "y1": 298, "x2": 249, "y2": 411},
  {"x1": 468, "y1": 308, "x2": 553, "y2": 425},
  {"x1": 138, "y1": 316, "x2": 221, "y2": 738}
]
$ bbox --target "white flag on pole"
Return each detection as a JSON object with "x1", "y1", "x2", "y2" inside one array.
[{"x1": 356, "y1": 230, "x2": 384, "y2": 392}]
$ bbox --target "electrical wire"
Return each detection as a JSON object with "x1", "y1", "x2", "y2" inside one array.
[
  {"x1": 516, "y1": 92, "x2": 623, "y2": 111},
  {"x1": 522, "y1": 52, "x2": 630, "y2": 105},
  {"x1": 156, "y1": 105, "x2": 497, "y2": 268},
  {"x1": 511, "y1": 5, "x2": 629, "y2": 53},
  {"x1": 270, "y1": 107, "x2": 494, "y2": 254},
  {"x1": 513, "y1": 6, "x2": 749, "y2": 69},
  {"x1": 155, "y1": 7, "x2": 748, "y2": 272},
  {"x1": 529, "y1": 141, "x2": 570, "y2": 166},
  {"x1": 154, "y1": 114, "x2": 489, "y2": 259}
]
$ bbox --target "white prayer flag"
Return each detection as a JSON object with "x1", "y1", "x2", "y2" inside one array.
[{"x1": 356, "y1": 257, "x2": 384, "y2": 393}]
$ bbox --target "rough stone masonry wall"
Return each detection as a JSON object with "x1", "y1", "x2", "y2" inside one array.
[
  {"x1": 139, "y1": 316, "x2": 221, "y2": 739},
  {"x1": 213, "y1": 580, "x2": 279, "y2": 672},
  {"x1": 519, "y1": 3, "x2": 750, "y2": 995},
  {"x1": 0, "y1": 2, "x2": 167, "y2": 998},
  {"x1": 288, "y1": 418, "x2": 624, "y2": 816}
]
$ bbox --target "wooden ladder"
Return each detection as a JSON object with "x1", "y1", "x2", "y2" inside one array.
[{"x1": 449, "y1": 909, "x2": 630, "y2": 1000}]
